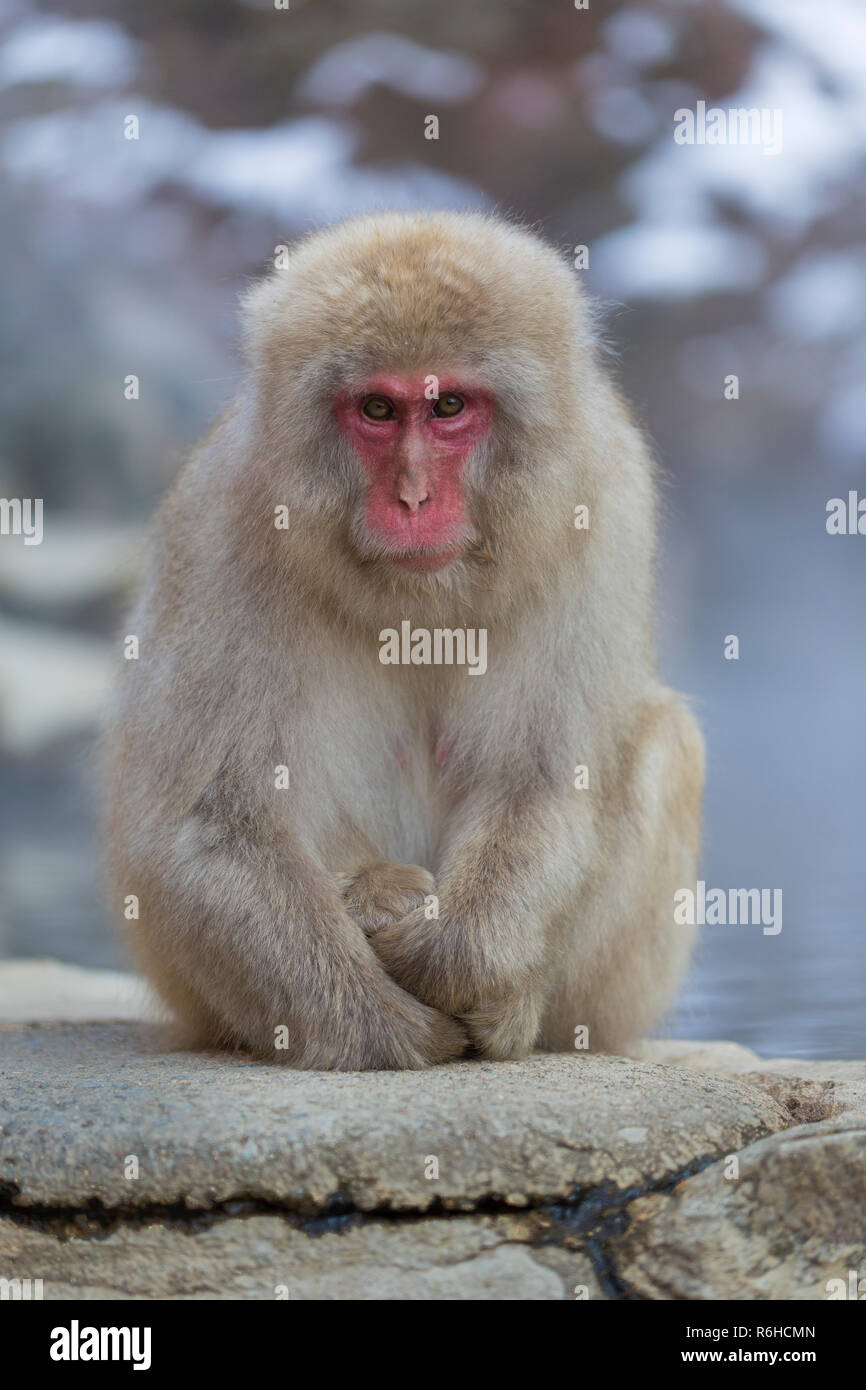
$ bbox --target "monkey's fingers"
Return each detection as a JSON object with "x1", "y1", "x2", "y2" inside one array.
[
  {"x1": 367, "y1": 906, "x2": 453, "y2": 1007},
  {"x1": 337, "y1": 861, "x2": 436, "y2": 936},
  {"x1": 459, "y1": 990, "x2": 544, "y2": 1062},
  {"x1": 421, "y1": 1008, "x2": 470, "y2": 1065}
]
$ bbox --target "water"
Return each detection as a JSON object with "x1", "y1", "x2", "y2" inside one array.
[{"x1": 665, "y1": 474, "x2": 866, "y2": 1059}]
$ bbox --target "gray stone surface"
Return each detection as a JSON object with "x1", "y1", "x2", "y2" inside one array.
[
  {"x1": 0, "y1": 1021, "x2": 789, "y2": 1211},
  {"x1": 615, "y1": 1038, "x2": 866, "y2": 1298},
  {"x1": 0, "y1": 964, "x2": 861, "y2": 1301},
  {"x1": 0, "y1": 1211, "x2": 596, "y2": 1300},
  {"x1": 612, "y1": 1123, "x2": 866, "y2": 1300},
  {"x1": 642, "y1": 1037, "x2": 866, "y2": 1122}
]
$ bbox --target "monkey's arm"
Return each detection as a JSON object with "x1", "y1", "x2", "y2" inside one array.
[
  {"x1": 366, "y1": 788, "x2": 578, "y2": 1059},
  {"x1": 115, "y1": 814, "x2": 465, "y2": 1070},
  {"x1": 368, "y1": 691, "x2": 704, "y2": 1061}
]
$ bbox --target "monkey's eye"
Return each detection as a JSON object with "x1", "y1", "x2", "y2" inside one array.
[
  {"x1": 432, "y1": 394, "x2": 464, "y2": 417},
  {"x1": 362, "y1": 396, "x2": 395, "y2": 421}
]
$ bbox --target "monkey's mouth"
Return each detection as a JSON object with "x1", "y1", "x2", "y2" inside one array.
[
  {"x1": 352, "y1": 516, "x2": 486, "y2": 575},
  {"x1": 388, "y1": 545, "x2": 465, "y2": 573}
]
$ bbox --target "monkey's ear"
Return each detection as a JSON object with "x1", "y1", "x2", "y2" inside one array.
[{"x1": 238, "y1": 272, "x2": 285, "y2": 366}]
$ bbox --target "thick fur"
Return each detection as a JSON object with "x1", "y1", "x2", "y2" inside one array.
[{"x1": 105, "y1": 211, "x2": 704, "y2": 1068}]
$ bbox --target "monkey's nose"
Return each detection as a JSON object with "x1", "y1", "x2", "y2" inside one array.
[{"x1": 397, "y1": 478, "x2": 430, "y2": 512}]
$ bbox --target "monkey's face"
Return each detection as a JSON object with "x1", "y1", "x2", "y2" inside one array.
[
  {"x1": 242, "y1": 213, "x2": 590, "y2": 601},
  {"x1": 334, "y1": 373, "x2": 494, "y2": 573}
]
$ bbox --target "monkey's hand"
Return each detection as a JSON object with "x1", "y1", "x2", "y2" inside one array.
[
  {"x1": 366, "y1": 796, "x2": 564, "y2": 1060},
  {"x1": 337, "y1": 861, "x2": 436, "y2": 937},
  {"x1": 368, "y1": 901, "x2": 544, "y2": 1062}
]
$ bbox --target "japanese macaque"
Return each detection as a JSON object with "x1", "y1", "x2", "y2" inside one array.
[{"x1": 105, "y1": 211, "x2": 704, "y2": 1069}]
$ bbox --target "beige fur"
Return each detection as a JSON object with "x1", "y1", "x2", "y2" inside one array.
[{"x1": 105, "y1": 211, "x2": 704, "y2": 1068}]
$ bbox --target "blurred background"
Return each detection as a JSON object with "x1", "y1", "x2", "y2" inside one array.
[{"x1": 0, "y1": 0, "x2": 863, "y2": 1059}]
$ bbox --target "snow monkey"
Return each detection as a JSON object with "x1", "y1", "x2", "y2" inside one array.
[{"x1": 106, "y1": 212, "x2": 704, "y2": 1069}]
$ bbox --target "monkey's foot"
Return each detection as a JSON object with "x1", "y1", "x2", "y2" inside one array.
[
  {"x1": 417, "y1": 1008, "x2": 470, "y2": 1067},
  {"x1": 337, "y1": 862, "x2": 435, "y2": 936},
  {"x1": 367, "y1": 905, "x2": 543, "y2": 1060},
  {"x1": 461, "y1": 992, "x2": 542, "y2": 1062}
]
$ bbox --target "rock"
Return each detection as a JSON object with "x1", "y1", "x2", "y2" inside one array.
[
  {"x1": 640, "y1": 1038, "x2": 767, "y2": 1072},
  {"x1": 641, "y1": 1036, "x2": 866, "y2": 1122},
  {"x1": 0, "y1": 1212, "x2": 593, "y2": 1301},
  {"x1": 0, "y1": 1021, "x2": 787, "y2": 1212},
  {"x1": 0, "y1": 960, "x2": 154, "y2": 1026},
  {"x1": 0, "y1": 617, "x2": 111, "y2": 754},
  {"x1": 612, "y1": 1124, "x2": 866, "y2": 1300},
  {"x1": 620, "y1": 1039, "x2": 866, "y2": 1298},
  {"x1": 0, "y1": 519, "x2": 144, "y2": 612},
  {"x1": 0, "y1": 962, "x2": 860, "y2": 1301}
]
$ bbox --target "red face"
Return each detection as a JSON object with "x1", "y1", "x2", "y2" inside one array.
[{"x1": 334, "y1": 373, "x2": 493, "y2": 572}]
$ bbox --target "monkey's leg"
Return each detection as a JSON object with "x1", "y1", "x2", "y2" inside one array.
[
  {"x1": 337, "y1": 861, "x2": 435, "y2": 936},
  {"x1": 124, "y1": 827, "x2": 466, "y2": 1070},
  {"x1": 541, "y1": 692, "x2": 705, "y2": 1055}
]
